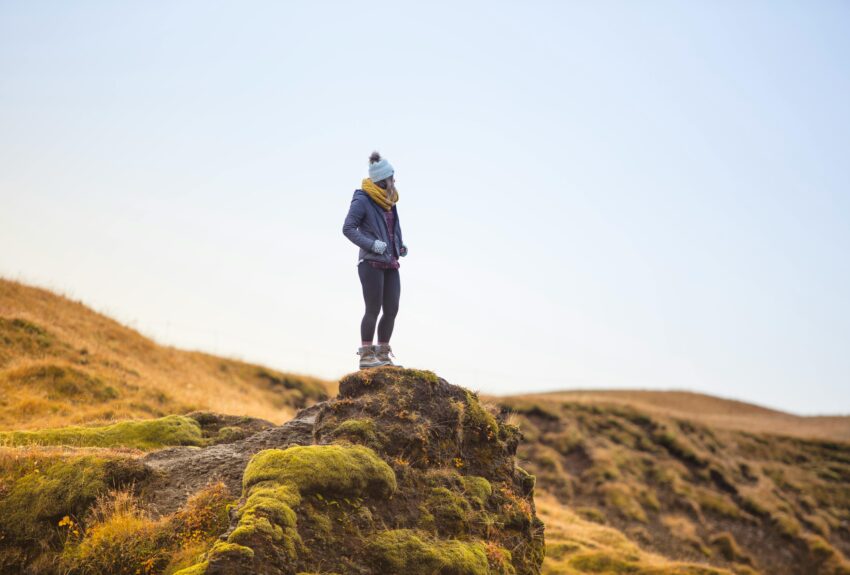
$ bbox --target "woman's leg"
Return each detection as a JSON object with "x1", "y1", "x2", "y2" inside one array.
[
  {"x1": 377, "y1": 269, "x2": 400, "y2": 343},
  {"x1": 358, "y1": 262, "x2": 384, "y2": 344}
]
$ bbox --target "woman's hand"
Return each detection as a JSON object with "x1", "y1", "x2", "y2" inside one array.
[
  {"x1": 400, "y1": 244, "x2": 408, "y2": 257},
  {"x1": 372, "y1": 239, "x2": 387, "y2": 255}
]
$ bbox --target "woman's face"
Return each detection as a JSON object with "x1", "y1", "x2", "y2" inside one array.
[{"x1": 376, "y1": 175, "x2": 396, "y2": 191}]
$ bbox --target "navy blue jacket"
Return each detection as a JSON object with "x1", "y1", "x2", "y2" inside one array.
[{"x1": 342, "y1": 189, "x2": 404, "y2": 265}]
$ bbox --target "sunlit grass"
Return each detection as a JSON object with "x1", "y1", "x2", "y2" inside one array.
[{"x1": 0, "y1": 279, "x2": 332, "y2": 430}]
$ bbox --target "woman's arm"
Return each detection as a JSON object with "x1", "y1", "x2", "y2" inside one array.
[{"x1": 342, "y1": 195, "x2": 379, "y2": 252}]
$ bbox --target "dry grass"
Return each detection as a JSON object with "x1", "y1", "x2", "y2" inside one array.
[
  {"x1": 494, "y1": 389, "x2": 850, "y2": 442},
  {"x1": 0, "y1": 279, "x2": 331, "y2": 430},
  {"x1": 6, "y1": 278, "x2": 850, "y2": 574},
  {"x1": 500, "y1": 397, "x2": 850, "y2": 575},
  {"x1": 536, "y1": 492, "x2": 733, "y2": 574},
  {"x1": 59, "y1": 482, "x2": 233, "y2": 574}
]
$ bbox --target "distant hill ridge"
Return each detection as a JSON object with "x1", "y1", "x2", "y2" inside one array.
[{"x1": 499, "y1": 389, "x2": 850, "y2": 442}]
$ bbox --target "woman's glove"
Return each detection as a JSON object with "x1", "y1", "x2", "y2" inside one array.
[
  {"x1": 400, "y1": 244, "x2": 408, "y2": 257},
  {"x1": 372, "y1": 239, "x2": 387, "y2": 255}
]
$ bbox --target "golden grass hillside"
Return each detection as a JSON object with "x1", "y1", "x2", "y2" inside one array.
[
  {"x1": 3, "y1": 278, "x2": 849, "y2": 575},
  {"x1": 0, "y1": 279, "x2": 331, "y2": 429},
  {"x1": 501, "y1": 390, "x2": 850, "y2": 442},
  {"x1": 497, "y1": 396, "x2": 850, "y2": 575}
]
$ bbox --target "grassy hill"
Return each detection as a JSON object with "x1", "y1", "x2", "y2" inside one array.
[
  {"x1": 2, "y1": 278, "x2": 849, "y2": 574},
  {"x1": 495, "y1": 395, "x2": 850, "y2": 574},
  {"x1": 501, "y1": 389, "x2": 850, "y2": 442},
  {"x1": 0, "y1": 279, "x2": 331, "y2": 430}
]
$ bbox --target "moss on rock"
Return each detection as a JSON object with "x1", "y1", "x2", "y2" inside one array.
[
  {"x1": 242, "y1": 444, "x2": 396, "y2": 497},
  {"x1": 309, "y1": 368, "x2": 543, "y2": 574},
  {"x1": 184, "y1": 444, "x2": 396, "y2": 572},
  {"x1": 368, "y1": 528, "x2": 489, "y2": 575},
  {"x1": 6, "y1": 368, "x2": 544, "y2": 575},
  {"x1": 461, "y1": 475, "x2": 493, "y2": 507},
  {"x1": 331, "y1": 418, "x2": 378, "y2": 445},
  {"x1": 463, "y1": 390, "x2": 500, "y2": 442},
  {"x1": 172, "y1": 541, "x2": 256, "y2": 575},
  {"x1": 425, "y1": 486, "x2": 474, "y2": 536},
  {"x1": 0, "y1": 414, "x2": 203, "y2": 449}
]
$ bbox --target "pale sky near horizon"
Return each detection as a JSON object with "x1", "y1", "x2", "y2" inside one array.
[{"x1": 2, "y1": 1, "x2": 849, "y2": 415}]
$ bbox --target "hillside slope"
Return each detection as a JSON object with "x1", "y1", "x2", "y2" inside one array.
[
  {"x1": 4, "y1": 279, "x2": 849, "y2": 574},
  {"x1": 501, "y1": 390, "x2": 850, "y2": 442},
  {"x1": 0, "y1": 279, "x2": 330, "y2": 429},
  {"x1": 497, "y1": 395, "x2": 850, "y2": 575}
]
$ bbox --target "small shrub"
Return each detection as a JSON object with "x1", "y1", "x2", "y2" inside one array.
[{"x1": 62, "y1": 491, "x2": 169, "y2": 575}]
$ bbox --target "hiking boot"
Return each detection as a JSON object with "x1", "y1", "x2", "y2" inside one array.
[
  {"x1": 374, "y1": 344, "x2": 402, "y2": 367},
  {"x1": 358, "y1": 345, "x2": 388, "y2": 369}
]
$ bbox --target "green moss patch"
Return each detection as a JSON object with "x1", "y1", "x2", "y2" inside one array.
[
  {"x1": 185, "y1": 444, "x2": 396, "y2": 571},
  {"x1": 242, "y1": 444, "x2": 396, "y2": 497},
  {"x1": 0, "y1": 414, "x2": 203, "y2": 449},
  {"x1": 461, "y1": 476, "x2": 492, "y2": 507},
  {"x1": 424, "y1": 487, "x2": 474, "y2": 536},
  {"x1": 463, "y1": 390, "x2": 500, "y2": 442},
  {"x1": 331, "y1": 418, "x2": 378, "y2": 445},
  {"x1": 369, "y1": 529, "x2": 489, "y2": 575}
]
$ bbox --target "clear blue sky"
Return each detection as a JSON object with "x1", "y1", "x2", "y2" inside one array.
[{"x1": 2, "y1": 1, "x2": 848, "y2": 414}]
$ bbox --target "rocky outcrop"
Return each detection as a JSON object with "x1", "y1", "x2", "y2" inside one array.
[
  {"x1": 141, "y1": 367, "x2": 544, "y2": 575},
  {"x1": 141, "y1": 406, "x2": 319, "y2": 516}
]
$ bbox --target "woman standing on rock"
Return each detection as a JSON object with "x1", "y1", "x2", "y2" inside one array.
[{"x1": 342, "y1": 151, "x2": 408, "y2": 369}]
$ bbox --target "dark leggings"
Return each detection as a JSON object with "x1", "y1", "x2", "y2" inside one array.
[{"x1": 358, "y1": 262, "x2": 401, "y2": 343}]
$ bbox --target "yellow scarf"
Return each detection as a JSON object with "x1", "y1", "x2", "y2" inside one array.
[{"x1": 361, "y1": 178, "x2": 399, "y2": 211}]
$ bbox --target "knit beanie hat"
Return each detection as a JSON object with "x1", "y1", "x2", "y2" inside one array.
[{"x1": 368, "y1": 151, "x2": 394, "y2": 182}]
